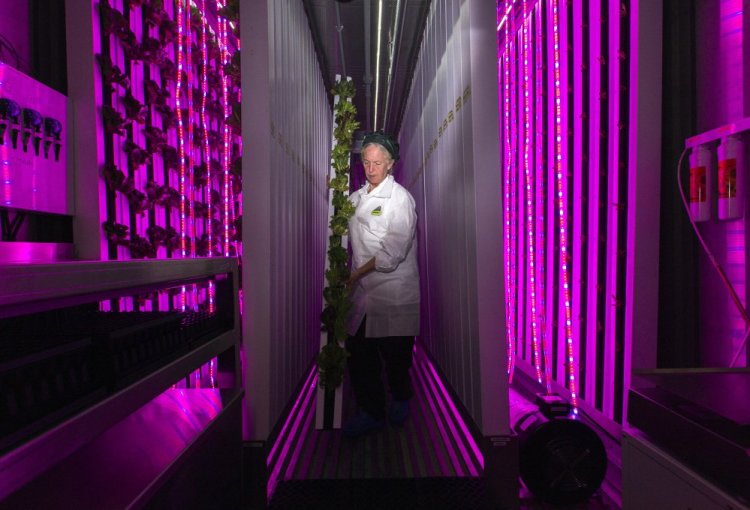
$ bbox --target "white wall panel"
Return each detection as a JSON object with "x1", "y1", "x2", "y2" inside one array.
[
  {"x1": 399, "y1": 0, "x2": 507, "y2": 436},
  {"x1": 243, "y1": 0, "x2": 331, "y2": 440}
]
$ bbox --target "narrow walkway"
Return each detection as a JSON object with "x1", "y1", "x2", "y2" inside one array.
[
  {"x1": 264, "y1": 344, "x2": 620, "y2": 510},
  {"x1": 267, "y1": 344, "x2": 487, "y2": 509}
]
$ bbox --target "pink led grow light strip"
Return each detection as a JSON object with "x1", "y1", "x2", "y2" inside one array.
[
  {"x1": 217, "y1": 5, "x2": 232, "y2": 257},
  {"x1": 498, "y1": 0, "x2": 582, "y2": 405},
  {"x1": 186, "y1": 15, "x2": 195, "y2": 258},
  {"x1": 510, "y1": 38, "x2": 520, "y2": 378},
  {"x1": 266, "y1": 365, "x2": 318, "y2": 499},
  {"x1": 209, "y1": 357, "x2": 216, "y2": 388},
  {"x1": 200, "y1": 0, "x2": 212, "y2": 255},
  {"x1": 534, "y1": 1, "x2": 551, "y2": 394},
  {"x1": 265, "y1": 364, "x2": 317, "y2": 465},
  {"x1": 418, "y1": 350, "x2": 485, "y2": 471},
  {"x1": 411, "y1": 358, "x2": 469, "y2": 475},
  {"x1": 501, "y1": 1, "x2": 516, "y2": 380},
  {"x1": 281, "y1": 392, "x2": 317, "y2": 481},
  {"x1": 176, "y1": 0, "x2": 187, "y2": 259},
  {"x1": 176, "y1": 0, "x2": 189, "y2": 310},
  {"x1": 2, "y1": 157, "x2": 10, "y2": 206},
  {"x1": 522, "y1": 0, "x2": 543, "y2": 385},
  {"x1": 551, "y1": 0, "x2": 578, "y2": 412},
  {"x1": 199, "y1": 1, "x2": 217, "y2": 312}
]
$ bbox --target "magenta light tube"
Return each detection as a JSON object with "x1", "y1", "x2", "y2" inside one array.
[
  {"x1": 409, "y1": 349, "x2": 453, "y2": 476},
  {"x1": 281, "y1": 390, "x2": 316, "y2": 481},
  {"x1": 266, "y1": 372, "x2": 317, "y2": 498},
  {"x1": 209, "y1": 357, "x2": 217, "y2": 389},
  {"x1": 602, "y1": 0, "x2": 619, "y2": 416},
  {"x1": 289, "y1": 397, "x2": 318, "y2": 479},
  {"x1": 501, "y1": 1, "x2": 517, "y2": 380},
  {"x1": 208, "y1": 280, "x2": 216, "y2": 314},
  {"x1": 571, "y1": 0, "x2": 585, "y2": 402},
  {"x1": 176, "y1": 1, "x2": 188, "y2": 313},
  {"x1": 521, "y1": 1, "x2": 543, "y2": 385},
  {"x1": 200, "y1": 0, "x2": 213, "y2": 257},
  {"x1": 583, "y1": 0, "x2": 601, "y2": 403},
  {"x1": 513, "y1": 36, "x2": 526, "y2": 376},
  {"x1": 186, "y1": 13, "x2": 196, "y2": 259},
  {"x1": 266, "y1": 367, "x2": 318, "y2": 499},
  {"x1": 2, "y1": 151, "x2": 11, "y2": 205},
  {"x1": 510, "y1": 36, "x2": 520, "y2": 379},
  {"x1": 551, "y1": 0, "x2": 578, "y2": 412},
  {"x1": 410, "y1": 361, "x2": 455, "y2": 476},
  {"x1": 419, "y1": 361, "x2": 478, "y2": 475},
  {"x1": 218, "y1": 10, "x2": 232, "y2": 257},
  {"x1": 266, "y1": 364, "x2": 317, "y2": 465},
  {"x1": 416, "y1": 346, "x2": 485, "y2": 469},
  {"x1": 411, "y1": 356, "x2": 466, "y2": 475},
  {"x1": 176, "y1": 0, "x2": 187, "y2": 260},
  {"x1": 534, "y1": 1, "x2": 552, "y2": 394},
  {"x1": 509, "y1": 36, "x2": 528, "y2": 374},
  {"x1": 422, "y1": 361, "x2": 484, "y2": 473},
  {"x1": 497, "y1": 0, "x2": 585, "y2": 408}
]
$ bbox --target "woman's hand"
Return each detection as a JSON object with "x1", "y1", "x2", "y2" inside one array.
[
  {"x1": 345, "y1": 269, "x2": 361, "y2": 288},
  {"x1": 346, "y1": 258, "x2": 376, "y2": 288}
]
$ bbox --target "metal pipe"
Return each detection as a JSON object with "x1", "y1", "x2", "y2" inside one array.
[
  {"x1": 334, "y1": 2, "x2": 347, "y2": 79},
  {"x1": 363, "y1": 0, "x2": 372, "y2": 130},
  {"x1": 373, "y1": 0, "x2": 384, "y2": 130},
  {"x1": 382, "y1": 0, "x2": 404, "y2": 131}
]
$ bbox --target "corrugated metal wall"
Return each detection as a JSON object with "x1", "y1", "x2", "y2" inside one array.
[
  {"x1": 243, "y1": 0, "x2": 331, "y2": 439},
  {"x1": 398, "y1": 0, "x2": 508, "y2": 436},
  {"x1": 267, "y1": 0, "x2": 331, "y2": 427}
]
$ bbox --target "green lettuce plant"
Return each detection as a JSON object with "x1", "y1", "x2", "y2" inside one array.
[{"x1": 317, "y1": 78, "x2": 359, "y2": 391}]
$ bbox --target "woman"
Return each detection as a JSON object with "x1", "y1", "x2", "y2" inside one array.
[{"x1": 343, "y1": 131, "x2": 420, "y2": 438}]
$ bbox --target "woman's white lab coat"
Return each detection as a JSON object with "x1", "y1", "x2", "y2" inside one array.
[{"x1": 346, "y1": 174, "x2": 420, "y2": 338}]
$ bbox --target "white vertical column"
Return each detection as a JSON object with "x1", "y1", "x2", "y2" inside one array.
[
  {"x1": 625, "y1": 0, "x2": 663, "y2": 378},
  {"x1": 469, "y1": 0, "x2": 507, "y2": 436},
  {"x1": 584, "y1": 0, "x2": 602, "y2": 409},
  {"x1": 65, "y1": 0, "x2": 108, "y2": 260},
  {"x1": 242, "y1": 0, "x2": 272, "y2": 441},
  {"x1": 602, "y1": 0, "x2": 621, "y2": 418}
]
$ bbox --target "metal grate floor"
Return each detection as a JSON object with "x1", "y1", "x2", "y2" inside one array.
[
  {"x1": 267, "y1": 344, "x2": 487, "y2": 508},
  {"x1": 269, "y1": 477, "x2": 487, "y2": 510}
]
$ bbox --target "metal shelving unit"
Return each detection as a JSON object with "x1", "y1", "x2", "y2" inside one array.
[{"x1": 0, "y1": 257, "x2": 243, "y2": 508}]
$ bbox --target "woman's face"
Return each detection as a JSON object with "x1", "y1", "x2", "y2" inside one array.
[{"x1": 362, "y1": 144, "x2": 394, "y2": 189}]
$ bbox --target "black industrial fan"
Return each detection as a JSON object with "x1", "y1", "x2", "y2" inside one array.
[
  {"x1": 515, "y1": 410, "x2": 608, "y2": 505},
  {"x1": 508, "y1": 391, "x2": 608, "y2": 505}
]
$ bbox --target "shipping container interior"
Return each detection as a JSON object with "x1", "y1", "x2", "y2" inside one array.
[{"x1": 0, "y1": 1, "x2": 748, "y2": 509}]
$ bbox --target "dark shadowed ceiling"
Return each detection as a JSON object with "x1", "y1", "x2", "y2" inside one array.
[{"x1": 303, "y1": 0, "x2": 430, "y2": 140}]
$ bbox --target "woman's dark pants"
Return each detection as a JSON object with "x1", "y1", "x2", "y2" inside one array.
[{"x1": 345, "y1": 318, "x2": 415, "y2": 420}]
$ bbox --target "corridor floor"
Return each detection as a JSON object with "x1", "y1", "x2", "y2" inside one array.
[{"x1": 265, "y1": 344, "x2": 618, "y2": 510}]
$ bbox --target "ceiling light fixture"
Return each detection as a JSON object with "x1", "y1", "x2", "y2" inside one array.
[
  {"x1": 335, "y1": 2, "x2": 347, "y2": 79},
  {"x1": 382, "y1": 0, "x2": 403, "y2": 132},
  {"x1": 373, "y1": 0, "x2": 384, "y2": 130}
]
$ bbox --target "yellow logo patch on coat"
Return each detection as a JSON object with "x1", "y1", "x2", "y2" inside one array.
[{"x1": 371, "y1": 206, "x2": 382, "y2": 216}]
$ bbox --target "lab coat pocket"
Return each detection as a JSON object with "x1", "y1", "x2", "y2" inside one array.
[
  {"x1": 356, "y1": 201, "x2": 388, "y2": 235},
  {"x1": 364, "y1": 213, "x2": 389, "y2": 238}
]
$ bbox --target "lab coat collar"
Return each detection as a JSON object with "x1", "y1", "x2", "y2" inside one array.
[{"x1": 364, "y1": 175, "x2": 395, "y2": 198}]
